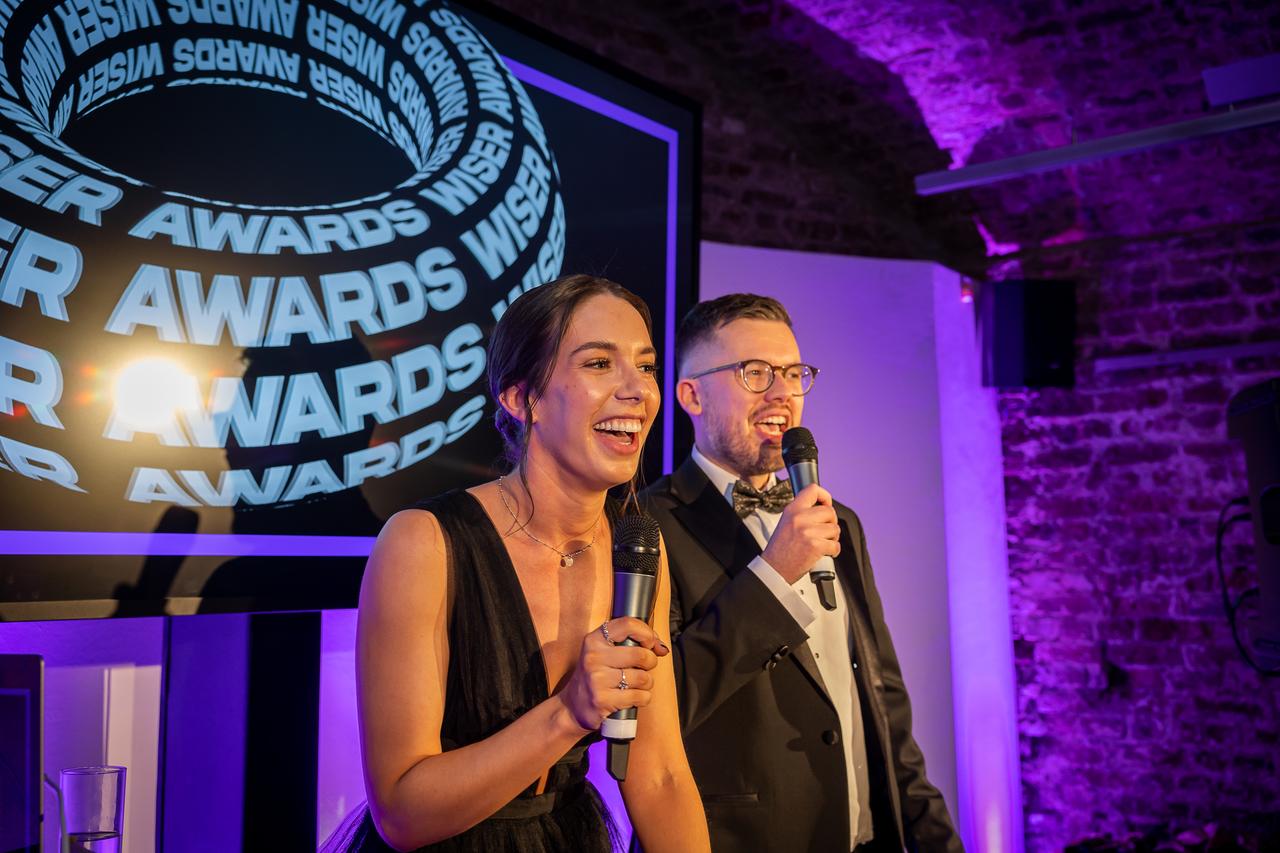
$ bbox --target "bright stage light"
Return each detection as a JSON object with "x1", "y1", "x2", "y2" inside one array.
[{"x1": 111, "y1": 358, "x2": 201, "y2": 430}]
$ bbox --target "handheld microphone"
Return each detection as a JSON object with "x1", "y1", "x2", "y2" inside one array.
[
  {"x1": 602, "y1": 513, "x2": 661, "y2": 781},
  {"x1": 781, "y1": 427, "x2": 837, "y2": 611}
]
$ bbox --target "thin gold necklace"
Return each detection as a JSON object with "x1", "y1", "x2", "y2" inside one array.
[{"x1": 497, "y1": 476, "x2": 600, "y2": 567}]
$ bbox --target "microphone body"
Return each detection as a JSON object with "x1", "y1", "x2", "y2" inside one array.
[
  {"x1": 785, "y1": 453, "x2": 819, "y2": 493},
  {"x1": 781, "y1": 428, "x2": 838, "y2": 611},
  {"x1": 599, "y1": 574, "x2": 657, "y2": 742},
  {"x1": 602, "y1": 514, "x2": 661, "y2": 781}
]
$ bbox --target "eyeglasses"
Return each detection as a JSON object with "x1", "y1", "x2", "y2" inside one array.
[{"x1": 687, "y1": 360, "x2": 820, "y2": 396}]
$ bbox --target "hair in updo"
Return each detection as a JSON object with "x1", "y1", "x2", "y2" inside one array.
[{"x1": 487, "y1": 274, "x2": 653, "y2": 487}]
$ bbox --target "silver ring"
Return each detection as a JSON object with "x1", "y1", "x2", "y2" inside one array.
[
  {"x1": 599, "y1": 621, "x2": 612, "y2": 644},
  {"x1": 617, "y1": 669, "x2": 629, "y2": 691}
]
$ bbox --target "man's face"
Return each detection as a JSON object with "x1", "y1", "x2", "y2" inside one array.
[{"x1": 680, "y1": 318, "x2": 804, "y2": 479}]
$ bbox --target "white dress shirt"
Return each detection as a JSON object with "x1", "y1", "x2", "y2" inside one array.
[{"x1": 692, "y1": 445, "x2": 873, "y2": 847}]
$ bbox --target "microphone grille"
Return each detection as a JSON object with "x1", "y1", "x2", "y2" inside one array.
[
  {"x1": 781, "y1": 426, "x2": 818, "y2": 463},
  {"x1": 612, "y1": 513, "x2": 661, "y2": 576}
]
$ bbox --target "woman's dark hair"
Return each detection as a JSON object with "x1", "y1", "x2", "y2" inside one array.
[{"x1": 487, "y1": 274, "x2": 654, "y2": 510}]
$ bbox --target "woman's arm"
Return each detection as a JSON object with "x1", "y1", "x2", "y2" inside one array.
[
  {"x1": 357, "y1": 510, "x2": 669, "y2": 851},
  {"x1": 357, "y1": 510, "x2": 587, "y2": 850},
  {"x1": 619, "y1": 540, "x2": 712, "y2": 853}
]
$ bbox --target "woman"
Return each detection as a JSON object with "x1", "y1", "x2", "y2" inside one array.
[{"x1": 351, "y1": 276, "x2": 710, "y2": 851}]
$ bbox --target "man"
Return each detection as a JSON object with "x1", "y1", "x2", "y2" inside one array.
[{"x1": 642, "y1": 294, "x2": 961, "y2": 852}]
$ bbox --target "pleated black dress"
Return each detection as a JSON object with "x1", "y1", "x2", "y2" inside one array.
[{"x1": 333, "y1": 489, "x2": 616, "y2": 853}]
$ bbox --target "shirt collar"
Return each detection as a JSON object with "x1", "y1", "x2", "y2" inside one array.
[{"x1": 691, "y1": 444, "x2": 778, "y2": 507}]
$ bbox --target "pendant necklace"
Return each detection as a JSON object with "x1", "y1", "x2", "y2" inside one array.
[{"x1": 497, "y1": 476, "x2": 599, "y2": 567}]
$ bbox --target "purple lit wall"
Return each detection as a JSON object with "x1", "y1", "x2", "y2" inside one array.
[
  {"x1": 932, "y1": 268, "x2": 1023, "y2": 853},
  {"x1": 0, "y1": 613, "x2": 259, "y2": 853},
  {"x1": 318, "y1": 609, "x2": 362, "y2": 841},
  {"x1": 0, "y1": 618, "x2": 164, "y2": 853},
  {"x1": 161, "y1": 615, "x2": 248, "y2": 852},
  {"x1": 994, "y1": 236, "x2": 1280, "y2": 848}
]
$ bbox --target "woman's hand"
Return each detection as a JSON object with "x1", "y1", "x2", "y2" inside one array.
[{"x1": 558, "y1": 616, "x2": 670, "y2": 733}]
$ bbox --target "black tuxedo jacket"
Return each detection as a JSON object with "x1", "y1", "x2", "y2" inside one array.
[{"x1": 642, "y1": 458, "x2": 962, "y2": 853}]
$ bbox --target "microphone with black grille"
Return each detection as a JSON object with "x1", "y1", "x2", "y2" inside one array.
[
  {"x1": 782, "y1": 427, "x2": 837, "y2": 611},
  {"x1": 602, "y1": 513, "x2": 661, "y2": 781}
]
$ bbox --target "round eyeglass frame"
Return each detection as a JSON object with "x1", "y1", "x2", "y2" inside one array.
[{"x1": 686, "y1": 360, "x2": 820, "y2": 395}]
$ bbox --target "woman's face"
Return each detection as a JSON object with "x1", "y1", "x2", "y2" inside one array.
[{"x1": 524, "y1": 293, "x2": 660, "y2": 490}]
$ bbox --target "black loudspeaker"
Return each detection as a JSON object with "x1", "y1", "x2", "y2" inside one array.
[
  {"x1": 1227, "y1": 378, "x2": 1280, "y2": 667},
  {"x1": 978, "y1": 279, "x2": 1076, "y2": 388}
]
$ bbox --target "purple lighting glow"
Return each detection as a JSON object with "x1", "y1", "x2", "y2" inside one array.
[{"x1": 933, "y1": 269, "x2": 1023, "y2": 853}]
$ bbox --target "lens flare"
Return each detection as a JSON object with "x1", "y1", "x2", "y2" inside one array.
[{"x1": 111, "y1": 358, "x2": 201, "y2": 430}]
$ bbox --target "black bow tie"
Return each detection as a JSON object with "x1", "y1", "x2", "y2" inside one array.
[{"x1": 732, "y1": 479, "x2": 793, "y2": 518}]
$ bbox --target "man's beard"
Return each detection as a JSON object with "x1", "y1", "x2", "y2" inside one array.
[
  {"x1": 706, "y1": 410, "x2": 783, "y2": 477},
  {"x1": 738, "y1": 444, "x2": 782, "y2": 477}
]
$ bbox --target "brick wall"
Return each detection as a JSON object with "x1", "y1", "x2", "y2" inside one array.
[
  {"x1": 997, "y1": 225, "x2": 1280, "y2": 848},
  {"x1": 483, "y1": 0, "x2": 1280, "y2": 847},
  {"x1": 484, "y1": 0, "x2": 982, "y2": 265}
]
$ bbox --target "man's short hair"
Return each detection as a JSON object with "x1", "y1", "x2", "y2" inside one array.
[{"x1": 676, "y1": 293, "x2": 793, "y2": 375}]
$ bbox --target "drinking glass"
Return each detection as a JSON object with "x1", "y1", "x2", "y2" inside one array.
[{"x1": 60, "y1": 766, "x2": 125, "y2": 853}]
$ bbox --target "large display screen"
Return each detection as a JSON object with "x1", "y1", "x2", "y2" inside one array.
[{"x1": 0, "y1": 0, "x2": 698, "y2": 619}]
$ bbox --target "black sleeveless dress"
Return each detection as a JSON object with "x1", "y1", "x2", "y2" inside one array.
[{"x1": 332, "y1": 489, "x2": 617, "y2": 853}]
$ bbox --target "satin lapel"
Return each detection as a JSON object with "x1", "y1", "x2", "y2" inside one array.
[
  {"x1": 669, "y1": 459, "x2": 762, "y2": 578},
  {"x1": 835, "y1": 515, "x2": 889, "y2": 726},
  {"x1": 789, "y1": 638, "x2": 831, "y2": 706},
  {"x1": 835, "y1": 517, "x2": 875, "y2": 646}
]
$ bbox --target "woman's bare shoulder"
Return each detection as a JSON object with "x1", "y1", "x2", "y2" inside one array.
[{"x1": 361, "y1": 508, "x2": 449, "y2": 607}]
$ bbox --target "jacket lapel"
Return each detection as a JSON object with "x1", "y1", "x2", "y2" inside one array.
[
  {"x1": 669, "y1": 458, "x2": 761, "y2": 579},
  {"x1": 788, "y1": 635, "x2": 831, "y2": 705},
  {"x1": 834, "y1": 516, "x2": 889, "y2": 729},
  {"x1": 834, "y1": 518, "x2": 875, "y2": 650},
  {"x1": 668, "y1": 458, "x2": 832, "y2": 703}
]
